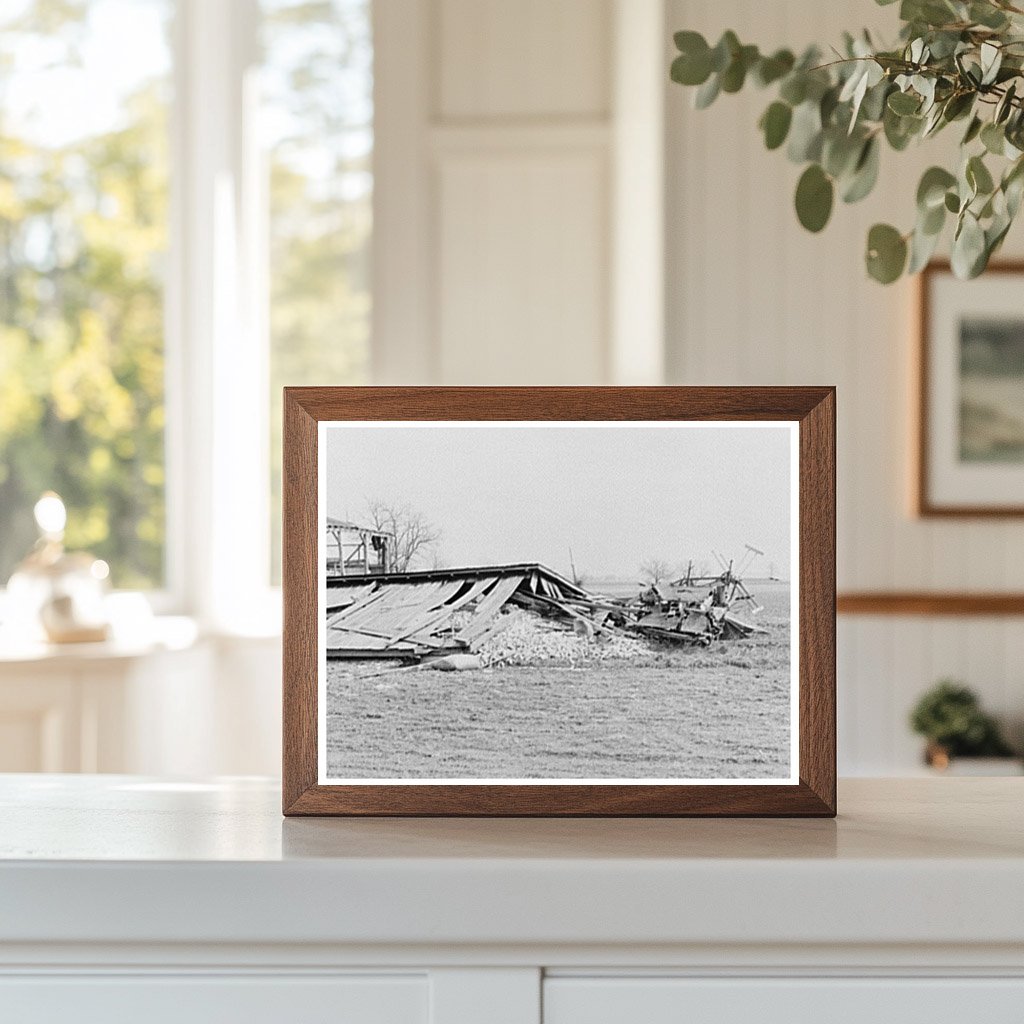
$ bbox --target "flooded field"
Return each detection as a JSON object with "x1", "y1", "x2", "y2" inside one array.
[{"x1": 324, "y1": 583, "x2": 792, "y2": 781}]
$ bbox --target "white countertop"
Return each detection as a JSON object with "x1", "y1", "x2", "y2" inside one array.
[{"x1": 2, "y1": 775, "x2": 1023, "y2": 951}]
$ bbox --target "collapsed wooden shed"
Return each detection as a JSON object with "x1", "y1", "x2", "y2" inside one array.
[
  {"x1": 324, "y1": 562, "x2": 767, "y2": 662},
  {"x1": 324, "y1": 563, "x2": 594, "y2": 661}
]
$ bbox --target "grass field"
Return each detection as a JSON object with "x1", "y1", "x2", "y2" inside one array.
[{"x1": 324, "y1": 583, "x2": 793, "y2": 781}]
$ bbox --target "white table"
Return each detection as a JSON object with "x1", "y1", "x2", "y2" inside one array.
[{"x1": 1, "y1": 776, "x2": 1023, "y2": 1022}]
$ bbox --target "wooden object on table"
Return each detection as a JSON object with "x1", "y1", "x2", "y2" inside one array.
[{"x1": 283, "y1": 386, "x2": 837, "y2": 817}]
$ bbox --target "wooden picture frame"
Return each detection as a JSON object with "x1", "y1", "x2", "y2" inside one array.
[
  {"x1": 917, "y1": 260, "x2": 1024, "y2": 517},
  {"x1": 283, "y1": 387, "x2": 836, "y2": 817}
]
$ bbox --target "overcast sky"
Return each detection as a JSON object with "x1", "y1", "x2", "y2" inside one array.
[{"x1": 324, "y1": 424, "x2": 794, "y2": 580}]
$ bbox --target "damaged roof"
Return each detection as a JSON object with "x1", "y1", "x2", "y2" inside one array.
[{"x1": 325, "y1": 563, "x2": 592, "y2": 661}]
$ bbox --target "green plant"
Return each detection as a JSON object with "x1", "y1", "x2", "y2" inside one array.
[
  {"x1": 670, "y1": 0, "x2": 1024, "y2": 283},
  {"x1": 909, "y1": 679, "x2": 1015, "y2": 756}
]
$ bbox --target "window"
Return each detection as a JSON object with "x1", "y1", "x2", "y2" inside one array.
[
  {"x1": 0, "y1": 0, "x2": 172, "y2": 588},
  {"x1": 262, "y1": 0, "x2": 373, "y2": 581},
  {"x1": 0, "y1": 0, "x2": 374, "y2": 611}
]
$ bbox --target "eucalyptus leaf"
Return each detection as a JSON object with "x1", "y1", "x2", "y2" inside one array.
[
  {"x1": 1006, "y1": 173, "x2": 1024, "y2": 218},
  {"x1": 787, "y1": 101, "x2": 823, "y2": 162},
  {"x1": 710, "y1": 31, "x2": 740, "y2": 73},
  {"x1": 942, "y1": 91, "x2": 974, "y2": 122},
  {"x1": 996, "y1": 82, "x2": 1017, "y2": 124},
  {"x1": 921, "y1": 200, "x2": 946, "y2": 235},
  {"x1": 760, "y1": 101, "x2": 793, "y2": 150},
  {"x1": 721, "y1": 44, "x2": 759, "y2": 92},
  {"x1": 951, "y1": 211, "x2": 987, "y2": 278},
  {"x1": 795, "y1": 164, "x2": 834, "y2": 232},
  {"x1": 694, "y1": 73, "x2": 721, "y2": 109},
  {"x1": 958, "y1": 159, "x2": 978, "y2": 207},
  {"x1": 822, "y1": 128, "x2": 864, "y2": 178},
  {"x1": 927, "y1": 30, "x2": 963, "y2": 60},
  {"x1": 1004, "y1": 158, "x2": 1024, "y2": 216},
  {"x1": 754, "y1": 49, "x2": 795, "y2": 87},
  {"x1": 903, "y1": 0, "x2": 958, "y2": 28},
  {"x1": 967, "y1": 154, "x2": 995, "y2": 195},
  {"x1": 922, "y1": 106, "x2": 943, "y2": 137},
  {"x1": 866, "y1": 223, "x2": 908, "y2": 283},
  {"x1": 884, "y1": 106, "x2": 921, "y2": 150},
  {"x1": 917, "y1": 166, "x2": 957, "y2": 210},
  {"x1": 779, "y1": 73, "x2": 807, "y2": 106},
  {"x1": 820, "y1": 85, "x2": 841, "y2": 126},
  {"x1": 861, "y1": 79, "x2": 892, "y2": 122},
  {"x1": 671, "y1": 51, "x2": 712, "y2": 87},
  {"x1": 842, "y1": 137, "x2": 881, "y2": 203},
  {"x1": 962, "y1": 115, "x2": 983, "y2": 145},
  {"x1": 980, "y1": 42, "x2": 1003, "y2": 86},
  {"x1": 908, "y1": 221, "x2": 943, "y2": 273},
  {"x1": 981, "y1": 121, "x2": 1006, "y2": 155},
  {"x1": 914, "y1": 75, "x2": 937, "y2": 111},
  {"x1": 888, "y1": 90, "x2": 921, "y2": 115},
  {"x1": 970, "y1": 2, "x2": 1009, "y2": 29}
]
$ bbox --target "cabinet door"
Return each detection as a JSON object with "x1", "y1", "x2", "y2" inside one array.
[
  {"x1": 0, "y1": 974, "x2": 428, "y2": 1024},
  {"x1": 544, "y1": 977, "x2": 1024, "y2": 1024}
]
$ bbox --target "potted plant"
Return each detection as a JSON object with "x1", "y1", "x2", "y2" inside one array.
[
  {"x1": 909, "y1": 680, "x2": 1019, "y2": 772},
  {"x1": 670, "y1": 0, "x2": 1024, "y2": 283}
]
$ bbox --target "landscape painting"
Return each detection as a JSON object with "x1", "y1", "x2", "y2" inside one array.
[
  {"x1": 959, "y1": 316, "x2": 1024, "y2": 463},
  {"x1": 318, "y1": 422, "x2": 798, "y2": 785}
]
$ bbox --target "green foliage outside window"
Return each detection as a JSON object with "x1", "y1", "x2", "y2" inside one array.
[
  {"x1": 0, "y1": 0, "x2": 373, "y2": 591},
  {"x1": 0, "y1": 0, "x2": 170, "y2": 587}
]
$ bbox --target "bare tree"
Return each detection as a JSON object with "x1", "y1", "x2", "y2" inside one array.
[
  {"x1": 365, "y1": 499, "x2": 441, "y2": 572},
  {"x1": 639, "y1": 558, "x2": 675, "y2": 586}
]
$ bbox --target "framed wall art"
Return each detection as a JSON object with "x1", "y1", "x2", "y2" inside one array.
[
  {"x1": 918, "y1": 261, "x2": 1024, "y2": 517},
  {"x1": 282, "y1": 387, "x2": 835, "y2": 816}
]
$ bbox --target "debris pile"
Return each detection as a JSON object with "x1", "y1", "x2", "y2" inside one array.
[
  {"x1": 477, "y1": 609, "x2": 650, "y2": 667},
  {"x1": 325, "y1": 561, "x2": 767, "y2": 664}
]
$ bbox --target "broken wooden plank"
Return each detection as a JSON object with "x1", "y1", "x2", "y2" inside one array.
[
  {"x1": 522, "y1": 591, "x2": 617, "y2": 637},
  {"x1": 335, "y1": 581, "x2": 446, "y2": 633},
  {"x1": 465, "y1": 610, "x2": 518, "y2": 650},
  {"x1": 325, "y1": 583, "x2": 376, "y2": 612},
  {"x1": 455, "y1": 575, "x2": 526, "y2": 644},
  {"x1": 325, "y1": 583, "x2": 394, "y2": 629},
  {"x1": 386, "y1": 577, "x2": 496, "y2": 648}
]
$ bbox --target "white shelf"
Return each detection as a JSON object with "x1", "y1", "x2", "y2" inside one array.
[
  {"x1": 1, "y1": 776, "x2": 1023, "y2": 951},
  {"x1": 3, "y1": 775, "x2": 1023, "y2": 1020}
]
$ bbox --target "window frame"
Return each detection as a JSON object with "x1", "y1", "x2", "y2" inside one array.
[{"x1": 164, "y1": 0, "x2": 280, "y2": 632}]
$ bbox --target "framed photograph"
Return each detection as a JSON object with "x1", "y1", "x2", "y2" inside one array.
[
  {"x1": 283, "y1": 387, "x2": 835, "y2": 816},
  {"x1": 918, "y1": 261, "x2": 1024, "y2": 516}
]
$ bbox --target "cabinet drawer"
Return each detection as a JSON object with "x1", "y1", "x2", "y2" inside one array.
[
  {"x1": 544, "y1": 977, "x2": 1024, "y2": 1024},
  {"x1": 0, "y1": 974, "x2": 427, "y2": 1024}
]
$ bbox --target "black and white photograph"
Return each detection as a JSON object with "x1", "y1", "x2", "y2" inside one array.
[{"x1": 318, "y1": 422, "x2": 798, "y2": 784}]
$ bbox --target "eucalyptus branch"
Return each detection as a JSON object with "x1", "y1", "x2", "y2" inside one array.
[{"x1": 670, "y1": 0, "x2": 1024, "y2": 283}]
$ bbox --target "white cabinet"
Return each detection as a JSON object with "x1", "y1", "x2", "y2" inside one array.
[
  {"x1": 1, "y1": 975, "x2": 428, "y2": 1024},
  {"x1": 544, "y1": 977, "x2": 1024, "y2": 1024},
  {"x1": 2, "y1": 777, "x2": 1023, "y2": 1024}
]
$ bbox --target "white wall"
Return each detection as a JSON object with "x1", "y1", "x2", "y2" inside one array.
[
  {"x1": 665, "y1": 0, "x2": 1024, "y2": 772},
  {"x1": 373, "y1": 0, "x2": 665, "y2": 387}
]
